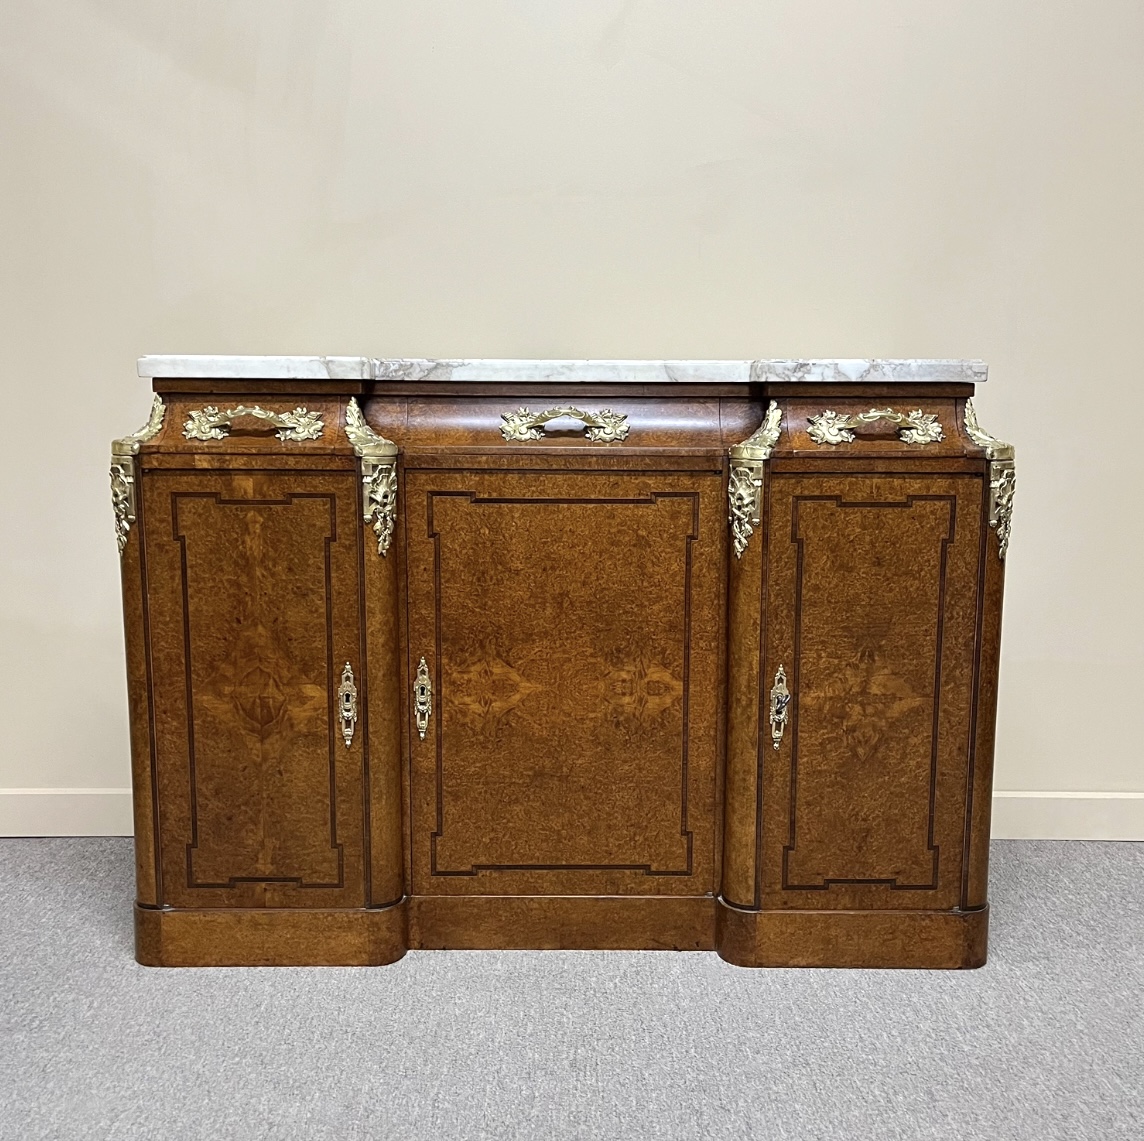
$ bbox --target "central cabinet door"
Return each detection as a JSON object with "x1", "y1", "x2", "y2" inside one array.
[{"x1": 404, "y1": 468, "x2": 724, "y2": 897}]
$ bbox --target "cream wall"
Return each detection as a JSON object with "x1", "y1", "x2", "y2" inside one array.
[{"x1": 2, "y1": 1, "x2": 1142, "y2": 836}]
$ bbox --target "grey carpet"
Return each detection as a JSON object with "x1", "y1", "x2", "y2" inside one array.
[{"x1": 0, "y1": 840, "x2": 1141, "y2": 1140}]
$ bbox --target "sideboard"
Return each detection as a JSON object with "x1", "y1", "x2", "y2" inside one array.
[{"x1": 111, "y1": 357, "x2": 1014, "y2": 968}]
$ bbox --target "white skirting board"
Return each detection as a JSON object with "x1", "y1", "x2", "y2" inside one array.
[
  {"x1": 0, "y1": 789, "x2": 1142, "y2": 840},
  {"x1": 0, "y1": 789, "x2": 134, "y2": 837},
  {"x1": 989, "y1": 792, "x2": 1144, "y2": 840}
]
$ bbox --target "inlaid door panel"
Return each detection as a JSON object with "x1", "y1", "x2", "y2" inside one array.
[
  {"x1": 405, "y1": 469, "x2": 724, "y2": 896},
  {"x1": 143, "y1": 470, "x2": 368, "y2": 909},
  {"x1": 760, "y1": 473, "x2": 984, "y2": 911}
]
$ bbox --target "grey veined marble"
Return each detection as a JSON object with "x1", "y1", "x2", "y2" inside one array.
[
  {"x1": 751, "y1": 359, "x2": 988, "y2": 384},
  {"x1": 136, "y1": 355, "x2": 375, "y2": 380},
  {"x1": 136, "y1": 356, "x2": 987, "y2": 383}
]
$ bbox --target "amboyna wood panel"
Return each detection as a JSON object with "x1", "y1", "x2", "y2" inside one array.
[
  {"x1": 143, "y1": 470, "x2": 368, "y2": 910},
  {"x1": 405, "y1": 469, "x2": 724, "y2": 897},
  {"x1": 760, "y1": 474, "x2": 984, "y2": 911}
]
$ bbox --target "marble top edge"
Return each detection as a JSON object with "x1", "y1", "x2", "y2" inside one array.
[{"x1": 137, "y1": 356, "x2": 987, "y2": 383}]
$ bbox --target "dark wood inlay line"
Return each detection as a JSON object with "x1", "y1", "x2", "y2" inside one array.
[
  {"x1": 961, "y1": 475, "x2": 991, "y2": 908},
  {"x1": 172, "y1": 491, "x2": 346, "y2": 891},
  {"x1": 136, "y1": 482, "x2": 164, "y2": 902},
  {"x1": 425, "y1": 490, "x2": 700, "y2": 878},
  {"x1": 781, "y1": 493, "x2": 957, "y2": 893}
]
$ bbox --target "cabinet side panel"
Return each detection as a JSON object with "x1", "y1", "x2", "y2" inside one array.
[
  {"x1": 965, "y1": 487, "x2": 1006, "y2": 908},
  {"x1": 364, "y1": 502, "x2": 406, "y2": 907},
  {"x1": 722, "y1": 512, "x2": 764, "y2": 908},
  {"x1": 120, "y1": 480, "x2": 159, "y2": 905}
]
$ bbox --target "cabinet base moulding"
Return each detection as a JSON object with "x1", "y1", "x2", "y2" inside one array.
[
  {"x1": 134, "y1": 902, "x2": 409, "y2": 968},
  {"x1": 408, "y1": 894, "x2": 716, "y2": 951},
  {"x1": 715, "y1": 900, "x2": 989, "y2": 970},
  {"x1": 133, "y1": 897, "x2": 988, "y2": 967}
]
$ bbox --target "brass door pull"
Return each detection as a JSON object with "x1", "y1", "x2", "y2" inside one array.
[
  {"x1": 769, "y1": 665, "x2": 791, "y2": 750},
  {"x1": 338, "y1": 662, "x2": 358, "y2": 748},
  {"x1": 806, "y1": 408, "x2": 943, "y2": 445},
  {"x1": 500, "y1": 406, "x2": 629, "y2": 443},
  {"x1": 182, "y1": 404, "x2": 325, "y2": 442},
  {"x1": 414, "y1": 657, "x2": 433, "y2": 740}
]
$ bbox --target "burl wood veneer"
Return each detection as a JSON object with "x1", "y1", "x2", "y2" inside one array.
[{"x1": 113, "y1": 357, "x2": 1013, "y2": 968}]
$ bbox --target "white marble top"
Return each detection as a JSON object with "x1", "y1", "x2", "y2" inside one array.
[{"x1": 137, "y1": 356, "x2": 987, "y2": 383}]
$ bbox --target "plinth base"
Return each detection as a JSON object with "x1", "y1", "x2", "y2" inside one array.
[
  {"x1": 715, "y1": 899, "x2": 989, "y2": 969},
  {"x1": 135, "y1": 901, "x2": 408, "y2": 967},
  {"x1": 135, "y1": 897, "x2": 988, "y2": 968}
]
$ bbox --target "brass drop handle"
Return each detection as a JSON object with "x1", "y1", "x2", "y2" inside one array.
[
  {"x1": 182, "y1": 404, "x2": 325, "y2": 442},
  {"x1": 806, "y1": 408, "x2": 943, "y2": 446},
  {"x1": 769, "y1": 665, "x2": 791, "y2": 750},
  {"x1": 414, "y1": 657, "x2": 433, "y2": 740},
  {"x1": 338, "y1": 662, "x2": 358, "y2": 748},
  {"x1": 500, "y1": 406, "x2": 629, "y2": 443}
]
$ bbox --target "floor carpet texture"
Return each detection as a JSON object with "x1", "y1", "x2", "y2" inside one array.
[{"x1": 0, "y1": 838, "x2": 1140, "y2": 1140}]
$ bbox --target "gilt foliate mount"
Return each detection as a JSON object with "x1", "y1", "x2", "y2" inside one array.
[
  {"x1": 964, "y1": 399, "x2": 1016, "y2": 560},
  {"x1": 183, "y1": 404, "x2": 325, "y2": 442},
  {"x1": 500, "y1": 406, "x2": 630, "y2": 443},
  {"x1": 345, "y1": 398, "x2": 399, "y2": 557},
  {"x1": 806, "y1": 408, "x2": 944, "y2": 446},
  {"x1": 110, "y1": 394, "x2": 166, "y2": 556},
  {"x1": 728, "y1": 401, "x2": 783, "y2": 559}
]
